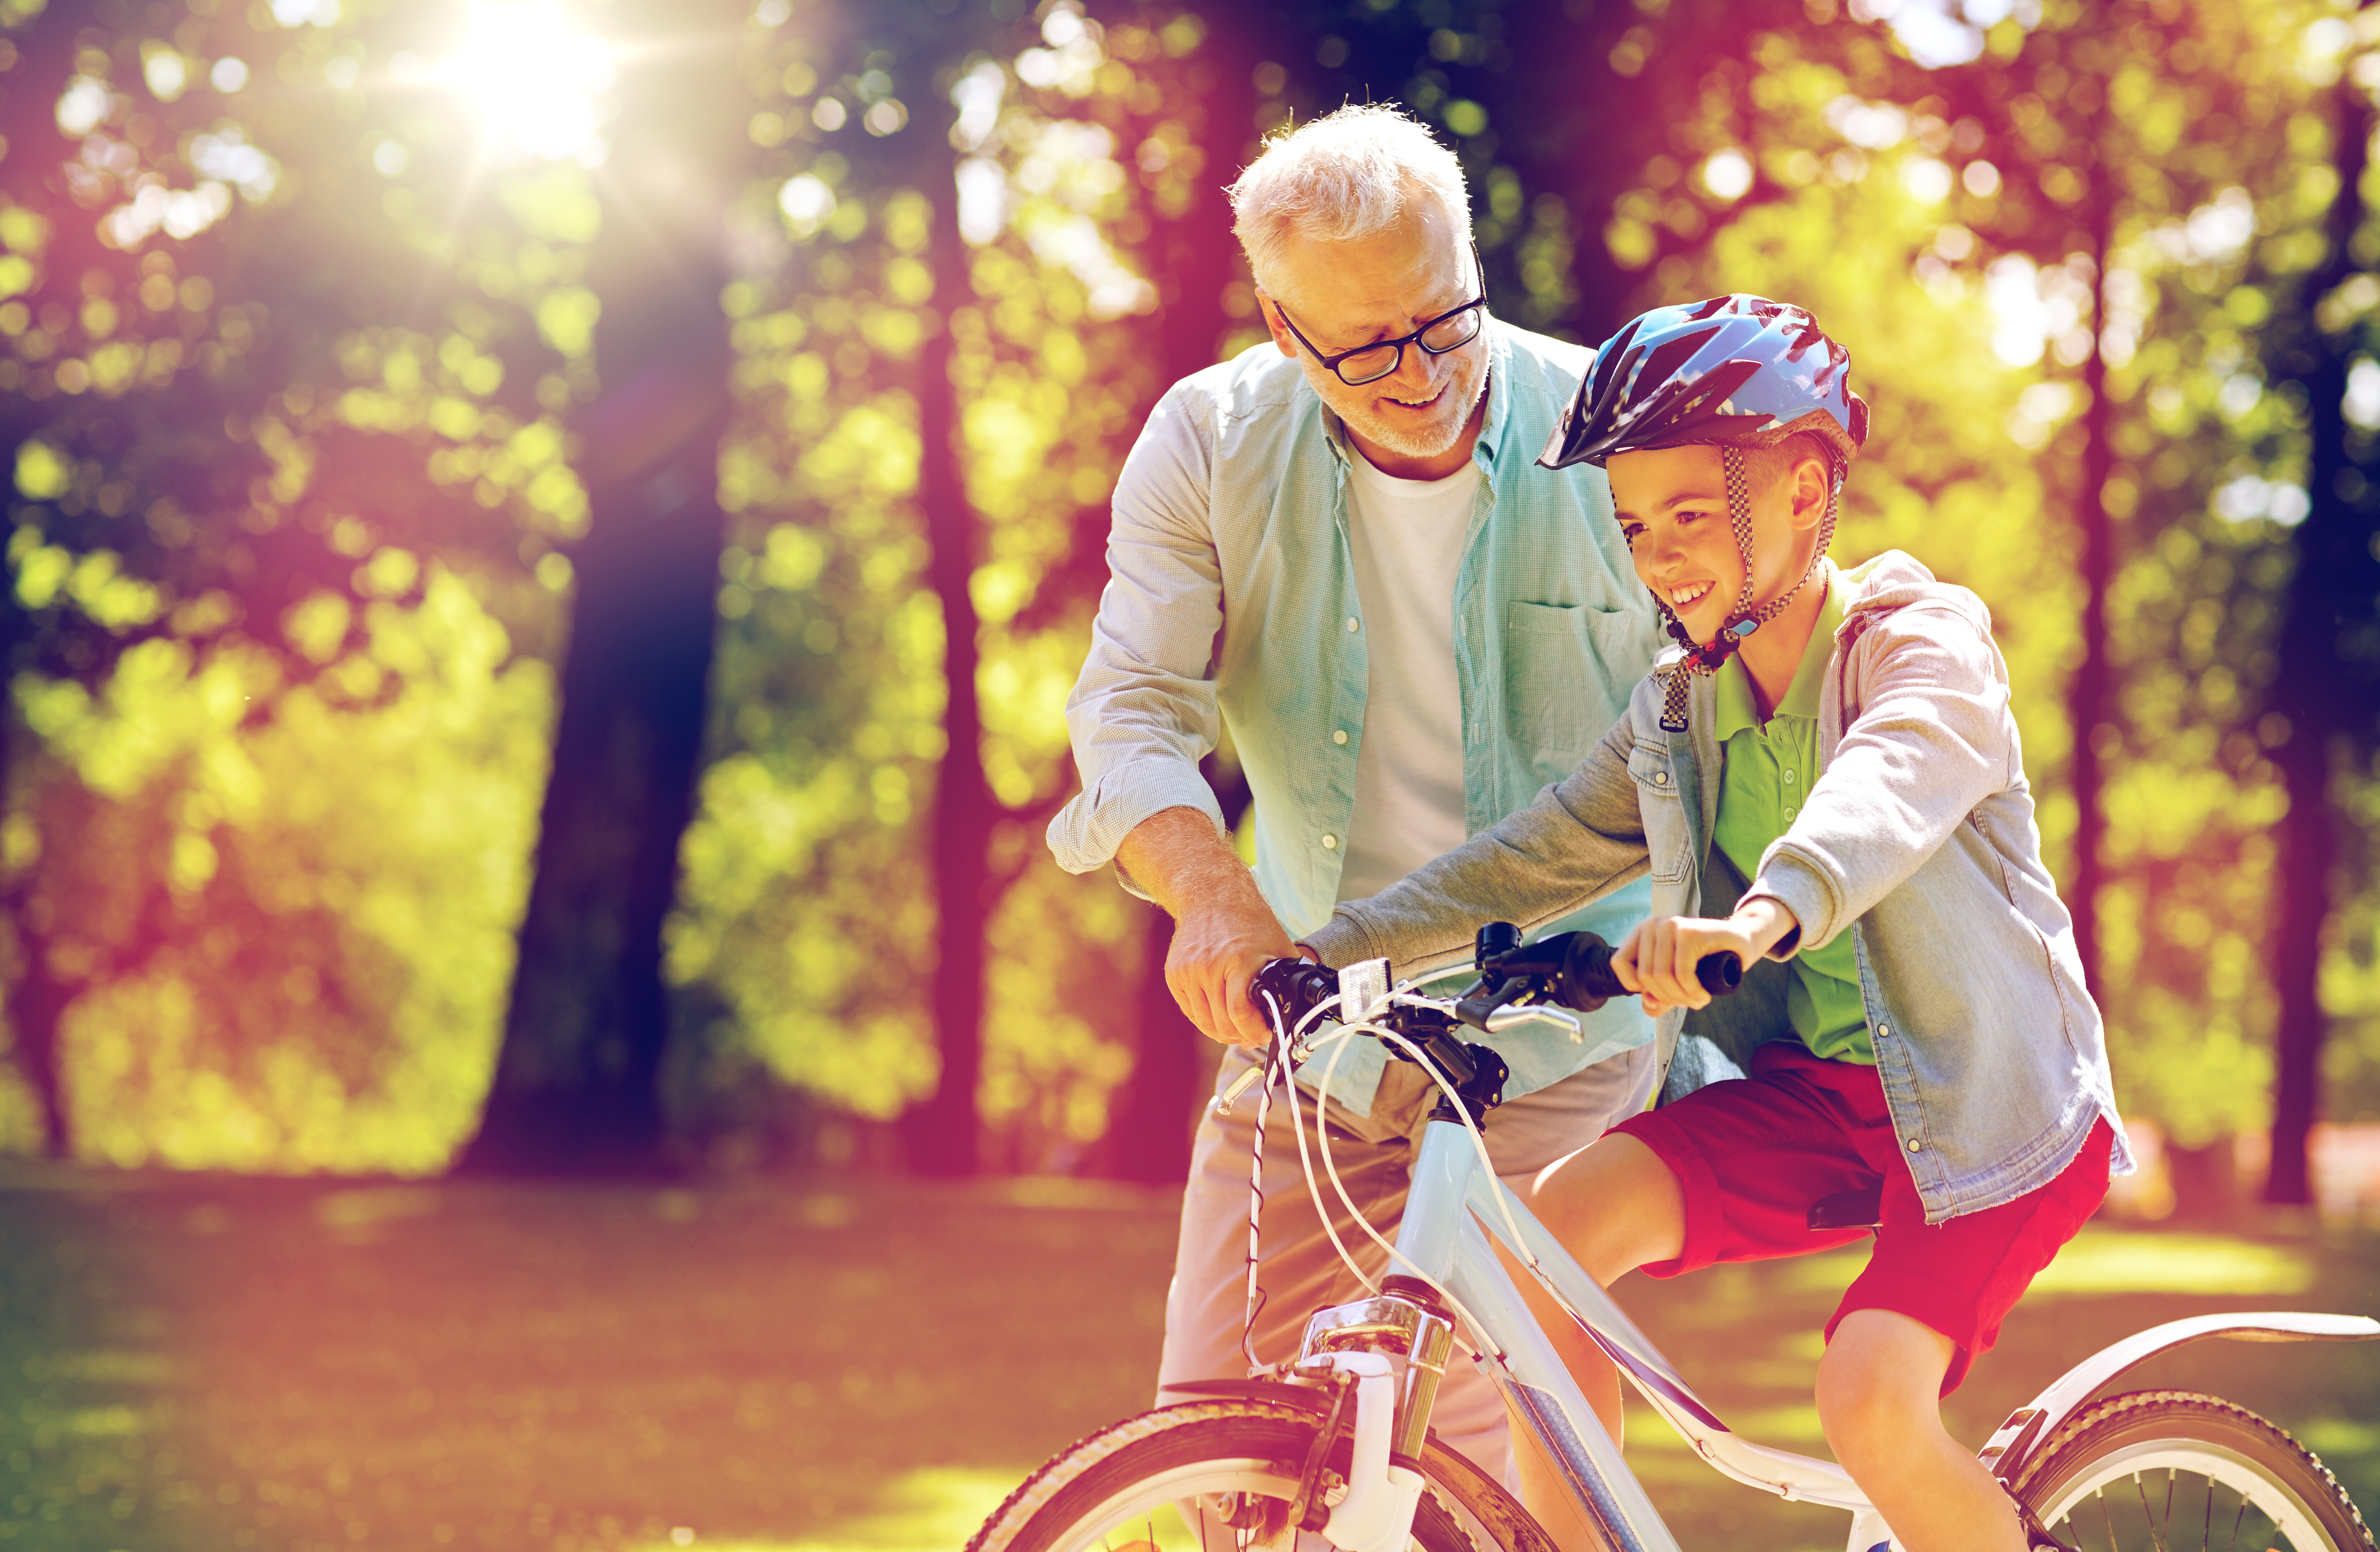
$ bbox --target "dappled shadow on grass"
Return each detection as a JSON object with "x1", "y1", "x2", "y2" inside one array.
[{"x1": 0, "y1": 1166, "x2": 2370, "y2": 1552}]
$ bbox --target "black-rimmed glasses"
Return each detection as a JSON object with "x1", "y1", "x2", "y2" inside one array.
[{"x1": 1270, "y1": 245, "x2": 1488, "y2": 387}]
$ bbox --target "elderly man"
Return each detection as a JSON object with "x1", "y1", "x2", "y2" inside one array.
[{"x1": 1048, "y1": 105, "x2": 1660, "y2": 1488}]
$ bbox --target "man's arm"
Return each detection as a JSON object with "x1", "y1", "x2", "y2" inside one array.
[
  {"x1": 1048, "y1": 385, "x2": 1234, "y2": 885},
  {"x1": 1116, "y1": 805, "x2": 1301, "y2": 1049}
]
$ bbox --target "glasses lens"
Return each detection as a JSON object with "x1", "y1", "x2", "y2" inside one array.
[
  {"x1": 1421, "y1": 306, "x2": 1482, "y2": 352},
  {"x1": 1336, "y1": 344, "x2": 1401, "y2": 385}
]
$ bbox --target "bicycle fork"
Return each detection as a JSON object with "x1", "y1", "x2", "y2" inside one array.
[{"x1": 1280, "y1": 1114, "x2": 1472, "y2": 1552}]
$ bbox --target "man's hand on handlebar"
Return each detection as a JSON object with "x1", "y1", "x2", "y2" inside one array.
[
  {"x1": 1166, "y1": 896, "x2": 1306, "y2": 1048},
  {"x1": 1614, "y1": 898, "x2": 1799, "y2": 1016}
]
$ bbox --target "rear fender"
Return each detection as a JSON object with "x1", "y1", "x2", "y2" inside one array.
[{"x1": 1979, "y1": 1312, "x2": 2380, "y2": 1485}]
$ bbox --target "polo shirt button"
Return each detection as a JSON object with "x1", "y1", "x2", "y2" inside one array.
[
  {"x1": 1907, "y1": 1137, "x2": 1923, "y2": 1153},
  {"x1": 1783, "y1": 769, "x2": 1796, "y2": 784},
  {"x1": 1321, "y1": 834, "x2": 1338, "y2": 850},
  {"x1": 1783, "y1": 806, "x2": 1797, "y2": 820},
  {"x1": 1345, "y1": 617, "x2": 1361, "y2": 632},
  {"x1": 1333, "y1": 729, "x2": 1349, "y2": 745}
]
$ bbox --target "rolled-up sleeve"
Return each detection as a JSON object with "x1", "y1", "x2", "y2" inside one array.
[{"x1": 1047, "y1": 384, "x2": 1230, "y2": 892}]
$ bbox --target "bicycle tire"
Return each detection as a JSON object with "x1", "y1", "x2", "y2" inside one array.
[
  {"x1": 2009, "y1": 1390, "x2": 2373, "y2": 1552},
  {"x1": 966, "y1": 1397, "x2": 1558, "y2": 1552}
]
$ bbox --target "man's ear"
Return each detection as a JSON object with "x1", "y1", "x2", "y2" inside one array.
[{"x1": 1258, "y1": 293, "x2": 1298, "y2": 359}]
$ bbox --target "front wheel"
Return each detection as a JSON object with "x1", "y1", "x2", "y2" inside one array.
[
  {"x1": 2010, "y1": 1391, "x2": 2373, "y2": 1552},
  {"x1": 966, "y1": 1397, "x2": 1557, "y2": 1552}
]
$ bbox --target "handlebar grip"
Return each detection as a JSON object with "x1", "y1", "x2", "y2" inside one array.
[
  {"x1": 1543, "y1": 933, "x2": 1743, "y2": 1008},
  {"x1": 1249, "y1": 956, "x2": 1338, "y2": 1028},
  {"x1": 1697, "y1": 952, "x2": 1744, "y2": 995}
]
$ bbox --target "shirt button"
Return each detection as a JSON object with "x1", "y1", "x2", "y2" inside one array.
[
  {"x1": 1333, "y1": 730, "x2": 1349, "y2": 745},
  {"x1": 1876, "y1": 1024, "x2": 1891, "y2": 1039},
  {"x1": 1907, "y1": 1137, "x2": 1923, "y2": 1153},
  {"x1": 1653, "y1": 771, "x2": 1668, "y2": 786},
  {"x1": 1783, "y1": 769, "x2": 1797, "y2": 784},
  {"x1": 1321, "y1": 834, "x2": 1338, "y2": 850},
  {"x1": 1345, "y1": 617, "x2": 1361, "y2": 633},
  {"x1": 1783, "y1": 806, "x2": 1797, "y2": 820}
]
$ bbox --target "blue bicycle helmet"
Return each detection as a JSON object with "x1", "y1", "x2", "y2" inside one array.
[{"x1": 1539, "y1": 296, "x2": 1870, "y2": 732}]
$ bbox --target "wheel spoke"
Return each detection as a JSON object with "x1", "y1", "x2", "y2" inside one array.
[
  {"x1": 2202, "y1": 1471, "x2": 2213, "y2": 1552},
  {"x1": 2103, "y1": 1488, "x2": 2120, "y2": 1552},
  {"x1": 2140, "y1": 1473, "x2": 2171, "y2": 1552}
]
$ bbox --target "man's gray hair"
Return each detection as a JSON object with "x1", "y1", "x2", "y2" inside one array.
[{"x1": 1226, "y1": 105, "x2": 1473, "y2": 302}]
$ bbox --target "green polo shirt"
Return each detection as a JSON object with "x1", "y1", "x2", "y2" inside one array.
[{"x1": 1711, "y1": 571, "x2": 1873, "y2": 1064}]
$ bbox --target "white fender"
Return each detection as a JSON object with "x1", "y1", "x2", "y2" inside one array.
[
  {"x1": 1978, "y1": 1311, "x2": 2380, "y2": 1484},
  {"x1": 1318, "y1": 1351, "x2": 1426, "y2": 1552}
]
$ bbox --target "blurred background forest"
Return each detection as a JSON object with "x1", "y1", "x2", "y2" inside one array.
[{"x1": 0, "y1": 0, "x2": 2377, "y2": 1219}]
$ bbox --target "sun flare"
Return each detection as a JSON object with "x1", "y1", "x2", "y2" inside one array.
[{"x1": 444, "y1": 0, "x2": 615, "y2": 165}]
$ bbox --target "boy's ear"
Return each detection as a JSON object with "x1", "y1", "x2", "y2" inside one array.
[{"x1": 1787, "y1": 451, "x2": 1831, "y2": 531}]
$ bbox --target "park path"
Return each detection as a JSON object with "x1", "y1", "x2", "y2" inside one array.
[{"x1": 0, "y1": 1164, "x2": 2370, "y2": 1551}]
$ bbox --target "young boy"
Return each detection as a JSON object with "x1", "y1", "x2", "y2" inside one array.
[{"x1": 1295, "y1": 296, "x2": 2132, "y2": 1552}]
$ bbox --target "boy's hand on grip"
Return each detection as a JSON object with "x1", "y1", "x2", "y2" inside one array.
[{"x1": 1612, "y1": 899, "x2": 1798, "y2": 1016}]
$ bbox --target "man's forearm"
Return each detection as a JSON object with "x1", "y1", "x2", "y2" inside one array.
[
  {"x1": 1116, "y1": 805, "x2": 1257, "y2": 919},
  {"x1": 1119, "y1": 805, "x2": 1296, "y2": 1046}
]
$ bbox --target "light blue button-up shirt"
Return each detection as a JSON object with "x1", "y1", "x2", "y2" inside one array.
[{"x1": 1048, "y1": 320, "x2": 1664, "y2": 1113}]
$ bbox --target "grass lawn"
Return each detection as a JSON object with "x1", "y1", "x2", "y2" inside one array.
[{"x1": 0, "y1": 1162, "x2": 2371, "y2": 1551}]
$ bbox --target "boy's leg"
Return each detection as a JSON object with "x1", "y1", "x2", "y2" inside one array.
[{"x1": 1818, "y1": 1310, "x2": 2025, "y2": 1552}]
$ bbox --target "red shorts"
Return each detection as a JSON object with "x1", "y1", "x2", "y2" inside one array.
[{"x1": 1608, "y1": 1040, "x2": 2112, "y2": 1393}]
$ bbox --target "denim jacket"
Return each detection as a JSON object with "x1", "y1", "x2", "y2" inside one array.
[
  {"x1": 1047, "y1": 321, "x2": 1665, "y2": 1114},
  {"x1": 1307, "y1": 553, "x2": 2133, "y2": 1222}
]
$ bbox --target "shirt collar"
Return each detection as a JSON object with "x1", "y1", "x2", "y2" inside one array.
[{"x1": 1711, "y1": 560, "x2": 1845, "y2": 740}]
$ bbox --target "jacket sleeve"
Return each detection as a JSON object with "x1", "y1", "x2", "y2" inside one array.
[
  {"x1": 1746, "y1": 602, "x2": 2016, "y2": 952},
  {"x1": 1045, "y1": 385, "x2": 1229, "y2": 892},
  {"x1": 1304, "y1": 709, "x2": 1654, "y2": 976}
]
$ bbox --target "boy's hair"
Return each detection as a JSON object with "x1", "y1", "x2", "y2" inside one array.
[
  {"x1": 1225, "y1": 105, "x2": 1472, "y2": 305},
  {"x1": 1743, "y1": 429, "x2": 1842, "y2": 492}
]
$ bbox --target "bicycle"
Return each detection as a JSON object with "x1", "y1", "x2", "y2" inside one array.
[{"x1": 966, "y1": 924, "x2": 2380, "y2": 1552}]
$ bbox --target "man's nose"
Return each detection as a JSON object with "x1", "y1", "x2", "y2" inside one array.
[{"x1": 1385, "y1": 338, "x2": 1439, "y2": 393}]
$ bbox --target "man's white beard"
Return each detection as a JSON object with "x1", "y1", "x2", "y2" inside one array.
[{"x1": 1336, "y1": 361, "x2": 1489, "y2": 460}]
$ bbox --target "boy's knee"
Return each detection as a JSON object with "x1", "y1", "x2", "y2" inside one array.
[{"x1": 1815, "y1": 1311, "x2": 1955, "y2": 1460}]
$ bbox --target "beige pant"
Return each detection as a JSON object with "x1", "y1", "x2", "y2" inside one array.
[{"x1": 1156, "y1": 1041, "x2": 1659, "y2": 1486}]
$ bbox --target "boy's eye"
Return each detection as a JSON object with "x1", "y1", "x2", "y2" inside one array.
[{"x1": 1619, "y1": 523, "x2": 1644, "y2": 546}]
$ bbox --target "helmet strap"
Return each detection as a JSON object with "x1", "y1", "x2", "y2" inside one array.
[{"x1": 1654, "y1": 446, "x2": 1841, "y2": 733}]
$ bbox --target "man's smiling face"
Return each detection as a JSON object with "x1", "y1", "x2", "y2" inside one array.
[{"x1": 1259, "y1": 199, "x2": 1488, "y2": 471}]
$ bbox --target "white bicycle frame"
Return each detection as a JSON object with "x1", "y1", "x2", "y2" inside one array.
[
  {"x1": 1281, "y1": 1005, "x2": 2378, "y2": 1552},
  {"x1": 1380, "y1": 1111, "x2": 1889, "y2": 1552}
]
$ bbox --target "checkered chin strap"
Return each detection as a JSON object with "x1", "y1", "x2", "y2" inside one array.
[{"x1": 1650, "y1": 445, "x2": 1840, "y2": 734}]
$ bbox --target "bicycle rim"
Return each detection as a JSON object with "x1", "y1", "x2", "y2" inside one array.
[
  {"x1": 966, "y1": 1398, "x2": 1552, "y2": 1552},
  {"x1": 2012, "y1": 1391, "x2": 2374, "y2": 1552}
]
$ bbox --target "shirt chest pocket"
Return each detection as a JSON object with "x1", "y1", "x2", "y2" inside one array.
[
  {"x1": 1627, "y1": 743, "x2": 1692, "y2": 885},
  {"x1": 1503, "y1": 602, "x2": 1637, "y2": 778}
]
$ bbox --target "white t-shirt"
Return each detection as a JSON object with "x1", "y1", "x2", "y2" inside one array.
[{"x1": 1337, "y1": 446, "x2": 1478, "y2": 903}]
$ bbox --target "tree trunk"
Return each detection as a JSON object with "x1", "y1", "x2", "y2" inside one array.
[
  {"x1": 2264, "y1": 68, "x2": 2377, "y2": 1206},
  {"x1": 901, "y1": 88, "x2": 995, "y2": 1179},
  {"x1": 2066, "y1": 133, "x2": 2116, "y2": 999},
  {"x1": 1096, "y1": 25, "x2": 1254, "y2": 1186},
  {"x1": 3, "y1": 952, "x2": 73, "y2": 1160},
  {"x1": 456, "y1": 3, "x2": 745, "y2": 1176}
]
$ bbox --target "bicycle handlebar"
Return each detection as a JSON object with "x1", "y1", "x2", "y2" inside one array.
[{"x1": 1247, "y1": 922, "x2": 1741, "y2": 1042}]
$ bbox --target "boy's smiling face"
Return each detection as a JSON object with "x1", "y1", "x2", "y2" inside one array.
[{"x1": 1606, "y1": 442, "x2": 1830, "y2": 645}]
